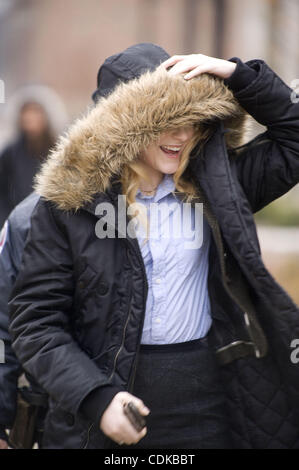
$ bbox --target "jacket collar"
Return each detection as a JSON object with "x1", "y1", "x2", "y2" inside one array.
[{"x1": 135, "y1": 173, "x2": 176, "y2": 202}]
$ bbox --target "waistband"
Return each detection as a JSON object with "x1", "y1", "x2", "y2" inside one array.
[{"x1": 139, "y1": 336, "x2": 209, "y2": 353}]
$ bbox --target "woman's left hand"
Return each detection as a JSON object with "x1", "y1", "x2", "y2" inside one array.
[{"x1": 160, "y1": 54, "x2": 237, "y2": 80}]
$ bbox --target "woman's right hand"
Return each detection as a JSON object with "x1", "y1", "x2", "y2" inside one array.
[{"x1": 100, "y1": 391, "x2": 150, "y2": 446}]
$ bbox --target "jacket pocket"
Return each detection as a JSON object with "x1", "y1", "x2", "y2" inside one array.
[
  {"x1": 42, "y1": 402, "x2": 88, "y2": 449},
  {"x1": 76, "y1": 263, "x2": 99, "y2": 291},
  {"x1": 73, "y1": 263, "x2": 99, "y2": 314}
]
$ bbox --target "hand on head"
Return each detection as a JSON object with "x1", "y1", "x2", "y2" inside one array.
[{"x1": 160, "y1": 53, "x2": 237, "y2": 80}]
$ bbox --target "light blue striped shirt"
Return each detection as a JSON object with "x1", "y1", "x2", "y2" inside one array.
[{"x1": 135, "y1": 173, "x2": 212, "y2": 344}]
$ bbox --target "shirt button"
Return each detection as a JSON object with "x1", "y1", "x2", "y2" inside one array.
[
  {"x1": 155, "y1": 278, "x2": 161, "y2": 284},
  {"x1": 155, "y1": 318, "x2": 161, "y2": 323}
]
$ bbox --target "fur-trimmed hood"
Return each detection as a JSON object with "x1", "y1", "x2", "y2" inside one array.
[{"x1": 34, "y1": 67, "x2": 250, "y2": 212}]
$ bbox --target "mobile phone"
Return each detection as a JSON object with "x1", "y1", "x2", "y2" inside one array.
[{"x1": 123, "y1": 401, "x2": 146, "y2": 432}]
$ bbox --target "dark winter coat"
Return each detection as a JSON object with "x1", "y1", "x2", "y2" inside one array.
[
  {"x1": 8, "y1": 55, "x2": 299, "y2": 449},
  {"x1": 0, "y1": 192, "x2": 39, "y2": 438},
  {"x1": 0, "y1": 134, "x2": 48, "y2": 227}
]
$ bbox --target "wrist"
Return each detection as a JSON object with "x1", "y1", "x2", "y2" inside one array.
[
  {"x1": 222, "y1": 61, "x2": 237, "y2": 79},
  {"x1": 223, "y1": 57, "x2": 259, "y2": 92},
  {"x1": 79, "y1": 385, "x2": 124, "y2": 426}
]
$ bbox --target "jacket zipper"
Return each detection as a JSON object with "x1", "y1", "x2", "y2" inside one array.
[
  {"x1": 107, "y1": 235, "x2": 148, "y2": 388},
  {"x1": 108, "y1": 295, "x2": 133, "y2": 382},
  {"x1": 127, "y1": 240, "x2": 148, "y2": 394},
  {"x1": 82, "y1": 422, "x2": 94, "y2": 449}
]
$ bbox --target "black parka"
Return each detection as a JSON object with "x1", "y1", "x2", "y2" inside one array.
[{"x1": 8, "y1": 48, "x2": 299, "y2": 448}]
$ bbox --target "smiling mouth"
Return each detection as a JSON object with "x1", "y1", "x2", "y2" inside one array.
[{"x1": 160, "y1": 145, "x2": 182, "y2": 158}]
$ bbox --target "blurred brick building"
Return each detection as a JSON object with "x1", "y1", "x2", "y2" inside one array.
[{"x1": 1, "y1": 0, "x2": 299, "y2": 119}]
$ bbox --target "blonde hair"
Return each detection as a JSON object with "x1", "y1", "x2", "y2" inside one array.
[{"x1": 116, "y1": 125, "x2": 211, "y2": 242}]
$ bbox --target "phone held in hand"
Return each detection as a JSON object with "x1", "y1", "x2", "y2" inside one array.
[{"x1": 123, "y1": 401, "x2": 146, "y2": 432}]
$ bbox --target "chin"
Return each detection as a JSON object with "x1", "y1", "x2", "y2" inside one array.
[{"x1": 159, "y1": 163, "x2": 179, "y2": 175}]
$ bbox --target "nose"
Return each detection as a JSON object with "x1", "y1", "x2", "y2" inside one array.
[{"x1": 171, "y1": 127, "x2": 194, "y2": 142}]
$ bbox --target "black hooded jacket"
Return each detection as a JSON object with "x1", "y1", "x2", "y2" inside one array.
[
  {"x1": 0, "y1": 134, "x2": 43, "y2": 227},
  {"x1": 8, "y1": 43, "x2": 299, "y2": 449}
]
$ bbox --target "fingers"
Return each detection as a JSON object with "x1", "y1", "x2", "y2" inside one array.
[
  {"x1": 160, "y1": 55, "x2": 187, "y2": 70},
  {"x1": 123, "y1": 392, "x2": 150, "y2": 416},
  {"x1": 100, "y1": 391, "x2": 150, "y2": 446},
  {"x1": 160, "y1": 54, "x2": 211, "y2": 80},
  {"x1": 116, "y1": 416, "x2": 148, "y2": 445},
  {"x1": 117, "y1": 391, "x2": 150, "y2": 415},
  {"x1": 167, "y1": 55, "x2": 208, "y2": 77},
  {"x1": 111, "y1": 405, "x2": 148, "y2": 445},
  {"x1": 161, "y1": 54, "x2": 236, "y2": 80},
  {"x1": 106, "y1": 414, "x2": 147, "y2": 446},
  {"x1": 168, "y1": 61, "x2": 197, "y2": 76},
  {"x1": 184, "y1": 65, "x2": 210, "y2": 80}
]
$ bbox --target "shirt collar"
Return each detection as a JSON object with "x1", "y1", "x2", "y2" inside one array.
[{"x1": 136, "y1": 173, "x2": 176, "y2": 202}]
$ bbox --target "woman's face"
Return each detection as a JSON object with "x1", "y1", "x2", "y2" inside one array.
[
  {"x1": 139, "y1": 126, "x2": 195, "y2": 175},
  {"x1": 19, "y1": 102, "x2": 49, "y2": 137}
]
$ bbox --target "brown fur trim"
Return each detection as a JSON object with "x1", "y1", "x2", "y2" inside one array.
[{"x1": 34, "y1": 67, "x2": 251, "y2": 211}]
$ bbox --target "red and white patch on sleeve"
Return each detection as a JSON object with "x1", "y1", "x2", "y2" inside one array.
[{"x1": 0, "y1": 221, "x2": 8, "y2": 255}]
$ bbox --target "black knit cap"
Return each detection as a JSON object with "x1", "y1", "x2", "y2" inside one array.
[{"x1": 92, "y1": 43, "x2": 170, "y2": 103}]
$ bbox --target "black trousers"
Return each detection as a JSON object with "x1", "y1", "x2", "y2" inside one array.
[{"x1": 111, "y1": 335, "x2": 233, "y2": 449}]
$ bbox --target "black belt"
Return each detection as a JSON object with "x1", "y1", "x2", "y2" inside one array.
[{"x1": 140, "y1": 336, "x2": 208, "y2": 353}]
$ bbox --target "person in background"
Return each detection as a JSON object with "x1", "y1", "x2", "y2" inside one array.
[{"x1": 0, "y1": 86, "x2": 68, "y2": 227}]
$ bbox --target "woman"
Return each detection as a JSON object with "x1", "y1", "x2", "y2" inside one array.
[
  {"x1": 8, "y1": 43, "x2": 299, "y2": 449},
  {"x1": 0, "y1": 85, "x2": 68, "y2": 227}
]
